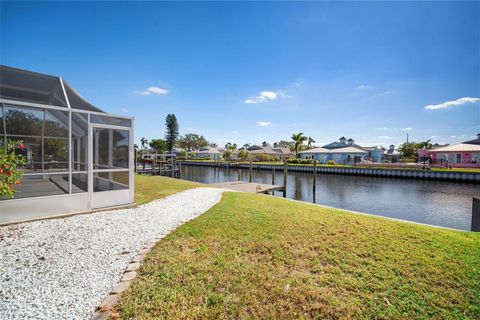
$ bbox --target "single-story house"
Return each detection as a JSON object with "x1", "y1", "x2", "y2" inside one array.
[
  {"x1": 192, "y1": 146, "x2": 225, "y2": 160},
  {"x1": 419, "y1": 134, "x2": 480, "y2": 168},
  {"x1": 299, "y1": 146, "x2": 369, "y2": 164},
  {"x1": 247, "y1": 146, "x2": 293, "y2": 161}
]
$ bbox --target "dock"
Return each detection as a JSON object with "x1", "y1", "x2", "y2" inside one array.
[{"x1": 209, "y1": 181, "x2": 284, "y2": 194}]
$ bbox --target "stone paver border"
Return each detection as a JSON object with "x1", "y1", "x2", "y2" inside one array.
[{"x1": 91, "y1": 235, "x2": 163, "y2": 320}]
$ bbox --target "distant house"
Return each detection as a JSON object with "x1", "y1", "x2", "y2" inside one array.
[
  {"x1": 193, "y1": 146, "x2": 224, "y2": 161},
  {"x1": 299, "y1": 146, "x2": 368, "y2": 164},
  {"x1": 300, "y1": 137, "x2": 383, "y2": 163},
  {"x1": 426, "y1": 134, "x2": 480, "y2": 167},
  {"x1": 247, "y1": 145, "x2": 293, "y2": 161},
  {"x1": 384, "y1": 144, "x2": 401, "y2": 163}
]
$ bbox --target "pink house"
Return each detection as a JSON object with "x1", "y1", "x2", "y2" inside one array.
[{"x1": 423, "y1": 134, "x2": 480, "y2": 168}]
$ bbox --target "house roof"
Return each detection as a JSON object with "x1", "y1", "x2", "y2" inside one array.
[
  {"x1": 463, "y1": 134, "x2": 480, "y2": 145},
  {"x1": 322, "y1": 141, "x2": 365, "y2": 150},
  {"x1": 196, "y1": 147, "x2": 223, "y2": 154},
  {"x1": 299, "y1": 147, "x2": 331, "y2": 154},
  {"x1": 300, "y1": 146, "x2": 367, "y2": 154},
  {"x1": 430, "y1": 143, "x2": 480, "y2": 153},
  {"x1": 248, "y1": 146, "x2": 292, "y2": 155}
]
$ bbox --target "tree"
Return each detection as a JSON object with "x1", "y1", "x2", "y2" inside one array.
[
  {"x1": 149, "y1": 139, "x2": 168, "y2": 153},
  {"x1": 225, "y1": 142, "x2": 237, "y2": 150},
  {"x1": 140, "y1": 137, "x2": 149, "y2": 152},
  {"x1": 417, "y1": 140, "x2": 432, "y2": 150},
  {"x1": 262, "y1": 141, "x2": 270, "y2": 147},
  {"x1": 274, "y1": 140, "x2": 295, "y2": 151},
  {"x1": 307, "y1": 137, "x2": 316, "y2": 148},
  {"x1": 178, "y1": 133, "x2": 208, "y2": 151},
  {"x1": 242, "y1": 143, "x2": 251, "y2": 150},
  {"x1": 238, "y1": 149, "x2": 249, "y2": 161},
  {"x1": 165, "y1": 114, "x2": 179, "y2": 154},
  {"x1": 291, "y1": 132, "x2": 308, "y2": 158},
  {"x1": 398, "y1": 141, "x2": 418, "y2": 158},
  {"x1": 223, "y1": 149, "x2": 232, "y2": 160},
  {"x1": 209, "y1": 142, "x2": 218, "y2": 148}
]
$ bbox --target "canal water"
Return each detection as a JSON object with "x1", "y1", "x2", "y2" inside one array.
[{"x1": 179, "y1": 165, "x2": 480, "y2": 231}]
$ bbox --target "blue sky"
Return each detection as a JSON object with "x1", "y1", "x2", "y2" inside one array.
[{"x1": 1, "y1": 1, "x2": 479, "y2": 148}]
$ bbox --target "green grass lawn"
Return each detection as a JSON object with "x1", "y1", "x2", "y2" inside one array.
[
  {"x1": 134, "y1": 174, "x2": 202, "y2": 205},
  {"x1": 115, "y1": 180, "x2": 480, "y2": 319}
]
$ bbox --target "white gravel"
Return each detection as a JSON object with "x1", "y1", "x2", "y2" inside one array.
[{"x1": 0, "y1": 187, "x2": 225, "y2": 320}]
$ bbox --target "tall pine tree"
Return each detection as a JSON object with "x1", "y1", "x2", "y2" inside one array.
[{"x1": 165, "y1": 114, "x2": 179, "y2": 154}]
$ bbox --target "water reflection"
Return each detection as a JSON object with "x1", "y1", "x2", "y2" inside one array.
[{"x1": 180, "y1": 165, "x2": 479, "y2": 231}]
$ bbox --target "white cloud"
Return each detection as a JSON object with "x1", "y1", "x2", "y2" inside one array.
[
  {"x1": 136, "y1": 86, "x2": 169, "y2": 96},
  {"x1": 425, "y1": 97, "x2": 480, "y2": 110},
  {"x1": 402, "y1": 127, "x2": 413, "y2": 131},
  {"x1": 450, "y1": 135, "x2": 456, "y2": 138},
  {"x1": 244, "y1": 90, "x2": 288, "y2": 104},
  {"x1": 375, "y1": 127, "x2": 388, "y2": 130},
  {"x1": 120, "y1": 108, "x2": 129, "y2": 114},
  {"x1": 257, "y1": 121, "x2": 272, "y2": 127},
  {"x1": 430, "y1": 135, "x2": 437, "y2": 139},
  {"x1": 378, "y1": 135, "x2": 391, "y2": 139},
  {"x1": 357, "y1": 85, "x2": 371, "y2": 90},
  {"x1": 232, "y1": 131, "x2": 239, "y2": 134}
]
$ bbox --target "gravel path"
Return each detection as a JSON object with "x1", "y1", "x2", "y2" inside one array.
[{"x1": 0, "y1": 188, "x2": 225, "y2": 320}]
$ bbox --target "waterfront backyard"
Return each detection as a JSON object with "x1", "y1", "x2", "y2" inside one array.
[{"x1": 116, "y1": 176, "x2": 480, "y2": 319}]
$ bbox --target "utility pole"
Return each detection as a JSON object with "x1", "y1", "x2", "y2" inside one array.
[{"x1": 407, "y1": 133, "x2": 409, "y2": 143}]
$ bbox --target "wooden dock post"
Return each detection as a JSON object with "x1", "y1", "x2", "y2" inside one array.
[
  {"x1": 313, "y1": 160, "x2": 316, "y2": 203},
  {"x1": 283, "y1": 161, "x2": 288, "y2": 198},
  {"x1": 238, "y1": 168, "x2": 241, "y2": 181},
  {"x1": 472, "y1": 197, "x2": 480, "y2": 232},
  {"x1": 134, "y1": 148, "x2": 137, "y2": 173},
  {"x1": 178, "y1": 162, "x2": 182, "y2": 179},
  {"x1": 172, "y1": 158, "x2": 177, "y2": 178},
  {"x1": 249, "y1": 161, "x2": 253, "y2": 183},
  {"x1": 272, "y1": 166, "x2": 275, "y2": 185}
]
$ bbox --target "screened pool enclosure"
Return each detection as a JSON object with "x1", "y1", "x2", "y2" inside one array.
[{"x1": 0, "y1": 65, "x2": 134, "y2": 224}]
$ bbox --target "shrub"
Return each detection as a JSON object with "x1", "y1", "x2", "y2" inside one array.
[
  {"x1": 287, "y1": 158, "x2": 300, "y2": 164},
  {"x1": 238, "y1": 149, "x2": 249, "y2": 161},
  {"x1": 255, "y1": 154, "x2": 274, "y2": 162},
  {"x1": 300, "y1": 159, "x2": 314, "y2": 165},
  {"x1": 400, "y1": 158, "x2": 417, "y2": 163},
  {"x1": 1, "y1": 140, "x2": 26, "y2": 198},
  {"x1": 326, "y1": 160, "x2": 336, "y2": 165}
]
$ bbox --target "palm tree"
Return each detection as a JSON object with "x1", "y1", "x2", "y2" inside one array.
[
  {"x1": 140, "y1": 137, "x2": 148, "y2": 151},
  {"x1": 418, "y1": 139, "x2": 432, "y2": 150},
  {"x1": 291, "y1": 132, "x2": 308, "y2": 158},
  {"x1": 307, "y1": 137, "x2": 315, "y2": 148},
  {"x1": 134, "y1": 144, "x2": 139, "y2": 171}
]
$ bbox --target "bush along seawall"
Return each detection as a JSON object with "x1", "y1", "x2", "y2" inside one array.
[{"x1": 177, "y1": 161, "x2": 480, "y2": 182}]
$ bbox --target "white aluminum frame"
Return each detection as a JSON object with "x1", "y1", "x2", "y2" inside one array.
[
  {"x1": 0, "y1": 82, "x2": 135, "y2": 222},
  {"x1": 88, "y1": 123, "x2": 134, "y2": 209}
]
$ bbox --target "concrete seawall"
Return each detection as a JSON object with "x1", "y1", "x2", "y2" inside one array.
[{"x1": 178, "y1": 161, "x2": 480, "y2": 182}]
